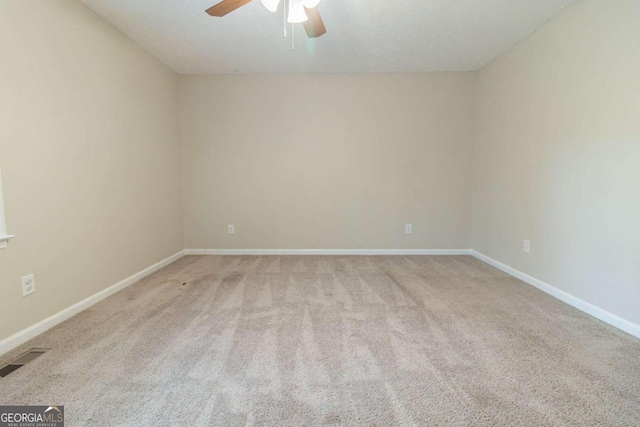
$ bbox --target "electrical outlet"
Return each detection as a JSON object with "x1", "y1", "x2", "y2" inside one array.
[
  {"x1": 405, "y1": 224, "x2": 413, "y2": 234},
  {"x1": 22, "y1": 274, "x2": 35, "y2": 297},
  {"x1": 523, "y1": 240, "x2": 531, "y2": 254},
  {"x1": 228, "y1": 225, "x2": 235, "y2": 235}
]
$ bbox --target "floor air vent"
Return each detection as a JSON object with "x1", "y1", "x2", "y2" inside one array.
[{"x1": 0, "y1": 348, "x2": 49, "y2": 378}]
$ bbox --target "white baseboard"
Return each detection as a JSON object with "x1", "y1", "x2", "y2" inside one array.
[
  {"x1": 185, "y1": 249, "x2": 472, "y2": 256},
  {"x1": 471, "y1": 250, "x2": 640, "y2": 339},
  {"x1": 0, "y1": 250, "x2": 186, "y2": 357}
]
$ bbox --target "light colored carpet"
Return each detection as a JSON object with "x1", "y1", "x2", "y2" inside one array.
[{"x1": 1, "y1": 255, "x2": 639, "y2": 426}]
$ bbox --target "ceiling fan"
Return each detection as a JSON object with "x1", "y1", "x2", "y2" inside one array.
[{"x1": 205, "y1": 0, "x2": 327, "y2": 39}]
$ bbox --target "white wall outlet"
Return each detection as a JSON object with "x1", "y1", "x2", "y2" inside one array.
[
  {"x1": 22, "y1": 274, "x2": 36, "y2": 297},
  {"x1": 228, "y1": 225, "x2": 235, "y2": 235},
  {"x1": 405, "y1": 224, "x2": 413, "y2": 234},
  {"x1": 523, "y1": 240, "x2": 531, "y2": 254}
]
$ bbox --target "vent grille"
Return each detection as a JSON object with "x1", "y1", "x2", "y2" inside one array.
[{"x1": 0, "y1": 348, "x2": 49, "y2": 378}]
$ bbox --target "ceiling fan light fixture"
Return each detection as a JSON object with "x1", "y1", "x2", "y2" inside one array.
[
  {"x1": 260, "y1": 0, "x2": 280, "y2": 13},
  {"x1": 302, "y1": 0, "x2": 321, "y2": 8},
  {"x1": 287, "y1": 0, "x2": 308, "y2": 23}
]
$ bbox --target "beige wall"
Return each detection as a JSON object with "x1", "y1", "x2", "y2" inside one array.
[
  {"x1": 473, "y1": 0, "x2": 640, "y2": 324},
  {"x1": 180, "y1": 73, "x2": 476, "y2": 250},
  {"x1": 0, "y1": 1, "x2": 183, "y2": 341}
]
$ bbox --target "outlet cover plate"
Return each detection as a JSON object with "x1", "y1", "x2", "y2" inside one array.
[{"x1": 22, "y1": 274, "x2": 35, "y2": 297}]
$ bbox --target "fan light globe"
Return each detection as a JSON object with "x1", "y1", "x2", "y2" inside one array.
[
  {"x1": 260, "y1": 0, "x2": 280, "y2": 12},
  {"x1": 287, "y1": 0, "x2": 308, "y2": 23},
  {"x1": 302, "y1": 0, "x2": 321, "y2": 8}
]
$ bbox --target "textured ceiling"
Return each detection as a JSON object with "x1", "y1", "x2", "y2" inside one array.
[{"x1": 81, "y1": 0, "x2": 577, "y2": 74}]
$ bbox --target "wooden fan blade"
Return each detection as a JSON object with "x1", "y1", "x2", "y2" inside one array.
[
  {"x1": 206, "y1": 0, "x2": 252, "y2": 17},
  {"x1": 303, "y1": 7, "x2": 327, "y2": 38}
]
